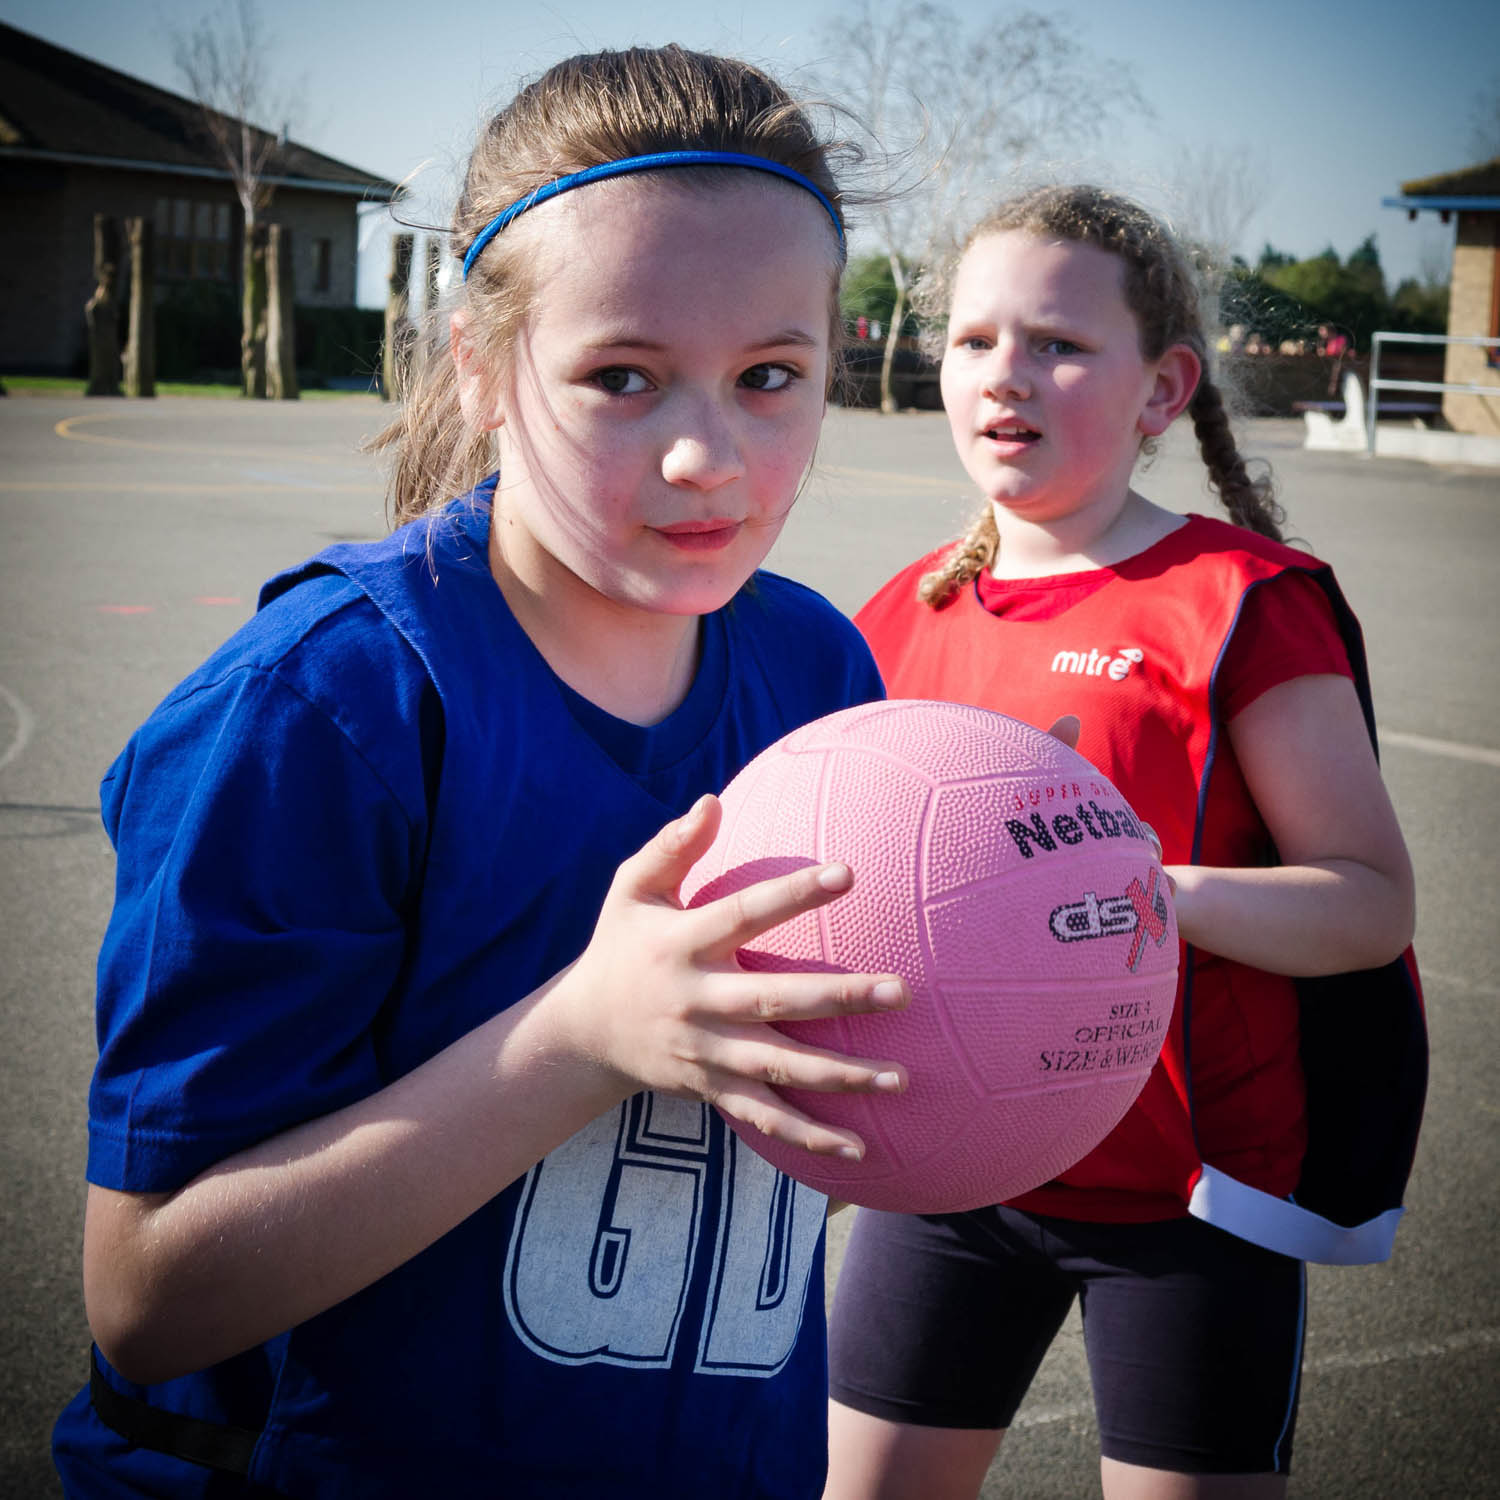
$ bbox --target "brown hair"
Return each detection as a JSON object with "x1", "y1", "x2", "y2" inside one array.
[
  {"x1": 370, "y1": 46, "x2": 850, "y2": 526},
  {"x1": 917, "y1": 184, "x2": 1284, "y2": 607}
]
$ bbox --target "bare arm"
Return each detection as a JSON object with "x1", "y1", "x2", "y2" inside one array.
[
  {"x1": 86, "y1": 795, "x2": 909, "y2": 1384},
  {"x1": 1165, "y1": 674, "x2": 1414, "y2": 976}
]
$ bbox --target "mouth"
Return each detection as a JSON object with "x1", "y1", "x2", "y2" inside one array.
[
  {"x1": 652, "y1": 519, "x2": 743, "y2": 553},
  {"x1": 982, "y1": 421, "x2": 1041, "y2": 446}
]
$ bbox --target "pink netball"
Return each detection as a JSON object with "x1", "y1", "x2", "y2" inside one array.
[{"x1": 682, "y1": 699, "x2": 1178, "y2": 1214}]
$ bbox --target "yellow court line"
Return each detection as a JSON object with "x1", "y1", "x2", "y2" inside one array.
[
  {"x1": 0, "y1": 481, "x2": 378, "y2": 494},
  {"x1": 52, "y1": 412, "x2": 353, "y2": 465}
]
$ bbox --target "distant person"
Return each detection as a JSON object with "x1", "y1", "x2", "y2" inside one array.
[
  {"x1": 1318, "y1": 324, "x2": 1350, "y2": 360},
  {"x1": 52, "y1": 44, "x2": 913, "y2": 1498},
  {"x1": 1317, "y1": 324, "x2": 1351, "y2": 394},
  {"x1": 823, "y1": 184, "x2": 1424, "y2": 1500}
]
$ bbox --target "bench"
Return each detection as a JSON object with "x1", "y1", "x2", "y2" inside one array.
[
  {"x1": 1294, "y1": 398, "x2": 1440, "y2": 417},
  {"x1": 1300, "y1": 372, "x2": 1441, "y2": 452}
]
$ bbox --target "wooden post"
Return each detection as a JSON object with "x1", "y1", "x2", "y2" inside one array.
[
  {"x1": 425, "y1": 235, "x2": 442, "y2": 311},
  {"x1": 242, "y1": 222, "x2": 269, "y2": 398},
  {"x1": 85, "y1": 214, "x2": 122, "y2": 397},
  {"x1": 266, "y1": 224, "x2": 299, "y2": 400},
  {"x1": 382, "y1": 232, "x2": 414, "y2": 402},
  {"x1": 123, "y1": 217, "x2": 156, "y2": 398}
]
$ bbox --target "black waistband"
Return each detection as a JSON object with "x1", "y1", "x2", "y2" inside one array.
[{"x1": 90, "y1": 1346, "x2": 261, "y2": 1477}]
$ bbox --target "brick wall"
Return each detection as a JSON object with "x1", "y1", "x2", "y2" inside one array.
[{"x1": 1443, "y1": 211, "x2": 1500, "y2": 435}]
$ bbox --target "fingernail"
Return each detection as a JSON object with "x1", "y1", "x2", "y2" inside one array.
[
  {"x1": 873, "y1": 1071, "x2": 904, "y2": 1092},
  {"x1": 871, "y1": 980, "x2": 905, "y2": 1006},
  {"x1": 837, "y1": 1144, "x2": 863, "y2": 1161},
  {"x1": 816, "y1": 863, "x2": 852, "y2": 892}
]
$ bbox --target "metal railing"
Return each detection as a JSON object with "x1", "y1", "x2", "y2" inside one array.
[{"x1": 1366, "y1": 330, "x2": 1500, "y2": 455}]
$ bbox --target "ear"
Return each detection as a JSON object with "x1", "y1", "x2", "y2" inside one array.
[
  {"x1": 451, "y1": 309, "x2": 505, "y2": 431},
  {"x1": 1138, "y1": 344, "x2": 1201, "y2": 438}
]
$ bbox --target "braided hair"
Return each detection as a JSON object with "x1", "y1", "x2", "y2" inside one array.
[{"x1": 919, "y1": 185, "x2": 1283, "y2": 607}]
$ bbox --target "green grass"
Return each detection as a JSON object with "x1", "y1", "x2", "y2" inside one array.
[{"x1": 2, "y1": 375, "x2": 379, "y2": 400}]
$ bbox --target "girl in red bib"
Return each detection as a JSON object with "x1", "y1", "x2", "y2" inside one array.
[{"x1": 825, "y1": 186, "x2": 1422, "y2": 1500}]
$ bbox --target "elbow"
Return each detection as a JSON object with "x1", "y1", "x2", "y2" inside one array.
[
  {"x1": 83, "y1": 1187, "x2": 203, "y2": 1386},
  {"x1": 1349, "y1": 867, "x2": 1416, "y2": 973},
  {"x1": 89, "y1": 1317, "x2": 168, "y2": 1388},
  {"x1": 87, "y1": 1281, "x2": 224, "y2": 1387},
  {"x1": 1380, "y1": 861, "x2": 1418, "y2": 965},
  {"x1": 85, "y1": 1264, "x2": 190, "y2": 1387}
]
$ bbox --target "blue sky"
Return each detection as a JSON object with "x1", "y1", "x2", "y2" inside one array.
[{"x1": 5, "y1": 0, "x2": 1492, "y2": 305}]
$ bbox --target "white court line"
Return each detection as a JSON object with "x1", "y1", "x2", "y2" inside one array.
[
  {"x1": 0, "y1": 681, "x2": 36, "y2": 774},
  {"x1": 1382, "y1": 730, "x2": 1500, "y2": 768},
  {"x1": 1011, "y1": 1326, "x2": 1500, "y2": 1430}
]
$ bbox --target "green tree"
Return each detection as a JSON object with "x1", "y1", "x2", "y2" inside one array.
[
  {"x1": 840, "y1": 253, "x2": 917, "y2": 336},
  {"x1": 1389, "y1": 277, "x2": 1449, "y2": 335},
  {"x1": 1257, "y1": 239, "x2": 1391, "y2": 350}
]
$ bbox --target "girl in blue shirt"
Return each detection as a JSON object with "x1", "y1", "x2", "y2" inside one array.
[{"x1": 55, "y1": 45, "x2": 907, "y2": 1499}]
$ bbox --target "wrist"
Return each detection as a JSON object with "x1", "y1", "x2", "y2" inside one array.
[{"x1": 518, "y1": 959, "x2": 638, "y2": 1117}]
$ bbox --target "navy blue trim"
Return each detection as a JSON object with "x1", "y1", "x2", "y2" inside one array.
[
  {"x1": 1271, "y1": 1263, "x2": 1307, "y2": 1472},
  {"x1": 1192, "y1": 559, "x2": 1426, "y2": 1237},
  {"x1": 462, "y1": 151, "x2": 845, "y2": 278}
]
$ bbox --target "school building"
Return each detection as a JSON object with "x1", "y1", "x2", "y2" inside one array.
[
  {"x1": 0, "y1": 20, "x2": 398, "y2": 374},
  {"x1": 1384, "y1": 157, "x2": 1500, "y2": 436}
]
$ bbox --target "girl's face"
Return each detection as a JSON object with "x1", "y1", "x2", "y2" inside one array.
[
  {"x1": 940, "y1": 230, "x2": 1186, "y2": 534},
  {"x1": 466, "y1": 177, "x2": 837, "y2": 625}
]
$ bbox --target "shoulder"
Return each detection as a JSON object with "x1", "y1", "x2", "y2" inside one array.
[
  {"x1": 858, "y1": 547, "x2": 955, "y2": 614},
  {"x1": 728, "y1": 570, "x2": 884, "y2": 708},
  {"x1": 850, "y1": 547, "x2": 959, "y2": 665},
  {"x1": 170, "y1": 571, "x2": 430, "y2": 740},
  {"x1": 733, "y1": 570, "x2": 863, "y2": 650},
  {"x1": 106, "y1": 573, "x2": 438, "y2": 835},
  {"x1": 1175, "y1": 514, "x2": 1329, "y2": 577}
]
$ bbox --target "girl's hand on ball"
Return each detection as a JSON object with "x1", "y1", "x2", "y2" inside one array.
[
  {"x1": 1045, "y1": 714, "x2": 1081, "y2": 749},
  {"x1": 555, "y1": 795, "x2": 911, "y2": 1159}
]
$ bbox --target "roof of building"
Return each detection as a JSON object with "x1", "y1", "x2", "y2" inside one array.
[
  {"x1": 0, "y1": 20, "x2": 399, "y2": 199},
  {"x1": 1399, "y1": 157, "x2": 1500, "y2": 199}
]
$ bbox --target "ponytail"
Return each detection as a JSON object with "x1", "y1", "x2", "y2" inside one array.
[
  {"x1": 1188, "y1": 375, "x2": 1284, "y2": 541},
  {"x1": 370, "y1": 332, "x2": 499, "y2": 528},
  {"x1": 917, "y1": 506, "x2": 998, "y2": 608}
]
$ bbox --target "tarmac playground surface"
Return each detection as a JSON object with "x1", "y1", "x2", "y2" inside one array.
[{"x1": 1, "y1": 395, "x2": 1496, "y2": 1497}]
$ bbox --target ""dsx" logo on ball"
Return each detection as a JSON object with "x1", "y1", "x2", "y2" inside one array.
[{"x1": 1048, "y1": 868, "x2": 1171, "y2": 972}]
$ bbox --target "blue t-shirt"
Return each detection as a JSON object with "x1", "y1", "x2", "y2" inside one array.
[{"x1": 55, "y1": 487, "x2": 884, "y2": 1499}]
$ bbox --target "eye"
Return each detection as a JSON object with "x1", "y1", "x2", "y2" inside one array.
[
  {"x1": 955, "y1": 334, "x2": 991, "y2": 352},
  {"x1": 1041, "y1": 338, "x2": 1083, "y2": 356},
  {"x1": 593, "y1": 367, "x2": 651, "y2": 395},
  {"x1": 740, "y1": 363, "x2": 795, "y2": 392}
]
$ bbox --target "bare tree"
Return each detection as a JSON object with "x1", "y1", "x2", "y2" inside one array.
[
  {"x1": 814, "y1": 0, "x2": 1145, "y2": 411},
  {"x1": 1469, "y1": 76, "x2": 1500, "y2": 161},
  {"x1": 173, "y1": 0, "x2": 295, "y2": 397},
  {"x1": 1171, "y1": 142, "x2": 1270, "y2": 271}
]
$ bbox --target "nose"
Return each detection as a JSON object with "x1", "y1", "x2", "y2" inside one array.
[
  {"x1": 660, "y1": 395, "x2": 745, "y2": 492},
  {"x1": 980, "y1": 336, "x2": 1030, "y2": 401}
]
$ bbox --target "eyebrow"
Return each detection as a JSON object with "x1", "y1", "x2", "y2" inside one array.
[{"x1": 586, "y1": 328, "x2": 822, "y2": 354}]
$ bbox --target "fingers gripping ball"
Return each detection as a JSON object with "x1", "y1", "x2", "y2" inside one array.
[{"x1": 681, "y1": 700, "x2": 1178, "y2": 1213}]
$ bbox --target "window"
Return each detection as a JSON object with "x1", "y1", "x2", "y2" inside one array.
[
  {"x1": 155, "y1": 197, "x2": 233, "y2": 282},
  {"x1": 314, "y1": 237, "x2": 332, "y2": 293}
]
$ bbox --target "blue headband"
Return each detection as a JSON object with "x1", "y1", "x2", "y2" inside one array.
[{"x1": 461, "y1": 149, "x2": 844, "y2": 279}]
